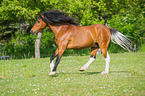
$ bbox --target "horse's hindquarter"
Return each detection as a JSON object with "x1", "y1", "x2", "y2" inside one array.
[
  {"x1": 67, "y1": 26, "x2": 95, "y2": 49},
  {"x1": 95, "y1": 24, "x2": 111, "y2": 49}
]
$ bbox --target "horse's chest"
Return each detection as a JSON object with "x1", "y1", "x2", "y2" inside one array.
[{"x1": 55, "y1": 33, "x2": 71, "y2": 45}]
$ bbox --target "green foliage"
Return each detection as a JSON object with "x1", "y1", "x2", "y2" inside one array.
[
  {"x1": 138, "y1": 43, "x2": 145, "y2": 52},
  {"x1": 0, "y1": 0, "x2": 145, "y2": 58},
  {"x1": 107, "y1": 1, "x2": 145, "y2": 51},
  {"x1": 2, "y1": 32, "x2": 36, "y2": 58}
]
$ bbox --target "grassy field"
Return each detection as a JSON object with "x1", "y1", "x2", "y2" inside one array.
[{"x1": 0, "y1": 52, "x2": 145, "y2": 96}]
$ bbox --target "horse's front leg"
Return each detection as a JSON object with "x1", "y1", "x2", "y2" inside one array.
[
  {"x1": 49, "y1": 46, "x2": 66, "y2": 76},
  {"x1": 50, "y1": 48, "x2": 58, "y2": 72}
]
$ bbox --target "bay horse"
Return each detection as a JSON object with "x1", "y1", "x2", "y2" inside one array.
[{"x1": 30, "y1": 10, "x2": 133, "y2": 76}]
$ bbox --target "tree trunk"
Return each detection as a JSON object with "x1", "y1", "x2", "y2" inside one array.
[{"x1": 35, "y1": 32, "x2": 42, "y2": 58}]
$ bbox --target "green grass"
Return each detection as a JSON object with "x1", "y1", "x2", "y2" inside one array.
[{"x1": 0, "y1": 52, "x2": 145, "y2": 96}]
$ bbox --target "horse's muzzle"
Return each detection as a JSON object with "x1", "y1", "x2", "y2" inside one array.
[{"x1": 30, "y1": 30, "x2": 36, "y2": 35}]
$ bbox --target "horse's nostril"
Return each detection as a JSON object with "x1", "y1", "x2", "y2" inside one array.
[
  {"x1": 33, "y1": 31, "x2": 36, "y2": 35},
  {"x1": 30, "y1": 30, "x2": 33, "y2": 34}
]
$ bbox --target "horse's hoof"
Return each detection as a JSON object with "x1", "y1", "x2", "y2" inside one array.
[
  {"x1": 48, "y1": 72, "x2": 56, "y2": 76},
  {"x1": 79, "y1": 69, "x2": 85, "y2": 71},
  {"x1": 101, "y1": 71, "x2": 108, "y2": 75},
  {"x1": 79, "y1": 68, "x2": 86, "y2": 71}
]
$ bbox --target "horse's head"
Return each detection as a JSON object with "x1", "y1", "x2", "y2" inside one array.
[
  {"x1": 30, "y1": 15, "x2": 47, "y2": 35},
  {"x1": 30, "y1": 10, "x2": 78, "y2": 35}
]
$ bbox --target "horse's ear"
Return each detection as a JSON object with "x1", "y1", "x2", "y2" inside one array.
[
  {"x1": 37, "y1": 12, "x2": 42, "y2": 17},
  {"x1": 43, "y1": 13, "x2": 46, "y2": 17}
]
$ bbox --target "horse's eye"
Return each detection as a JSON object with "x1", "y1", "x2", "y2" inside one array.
[{"x1": 38, "y1": 21, "x2": 40, "y2": 23}]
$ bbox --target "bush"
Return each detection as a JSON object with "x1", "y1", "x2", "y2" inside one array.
[{"x1": 2, "y1": 32, "x2": 36, "y2": 59}]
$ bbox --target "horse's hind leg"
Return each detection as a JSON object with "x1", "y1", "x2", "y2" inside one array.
[
  {"x1": 101, "y1": 48, "x2": 110, "y2": 74},
  {"x1": 79, "y1": 47, "x2": 98, "y2": 71}
]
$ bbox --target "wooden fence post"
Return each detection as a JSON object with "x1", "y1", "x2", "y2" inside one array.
[{"x1": 35, "y1": 32, "x2": 42, "y2": 58}]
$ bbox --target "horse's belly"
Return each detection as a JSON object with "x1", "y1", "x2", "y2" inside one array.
[{"x1": 67, "y1": 36, "x2": 94, "y2": 49}]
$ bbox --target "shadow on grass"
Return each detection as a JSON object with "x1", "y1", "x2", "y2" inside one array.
[
  {"x1": 79, "y1": 71, "x2": 101, "y2": 75},
  {"x1": 110, "y1": 71, "x2": 130, "y2": 73},
  {"x1": 49, "y1": 72, "x2": 101, "y2": 77},
  {"x1": 51, "y1": 71, "x2": 130, "y2": 77}
]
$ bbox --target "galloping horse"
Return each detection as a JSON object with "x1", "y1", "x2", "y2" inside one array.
[{"x1": 30, "y1": 10, "x2": 133, "y2": 76}]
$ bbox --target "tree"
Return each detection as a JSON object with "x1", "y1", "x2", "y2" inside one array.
[
  {"x1": 108, "y1": 0, "x2": 145, "y2": 50},
  {"x1": 0, "y1": 0, "x2": 52, "y2": 58},
  {"x1": 0, "y1": 0, "x2": 145, "y2": 58}
]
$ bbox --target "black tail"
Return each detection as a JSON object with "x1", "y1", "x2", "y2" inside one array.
[{"x1": 109, "y1": 28, "x2": 134, "y2": 52}]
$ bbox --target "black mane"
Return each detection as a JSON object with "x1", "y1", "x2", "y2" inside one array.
[{"x1": 41, "y1": 10, "x2": 78, "y2": 25}]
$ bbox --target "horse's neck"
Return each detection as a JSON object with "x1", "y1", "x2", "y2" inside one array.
[{"x1": 48, "y1": 23, "x2": 70, "y2": 36}]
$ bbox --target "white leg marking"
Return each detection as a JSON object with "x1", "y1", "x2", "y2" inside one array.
[
  {"x1": 80, "y1": 57, "x2": 95, "y2": 71},
  {"x1": 49, "y1": 60, "x2": 56, "y2": 76},
  {"x1": 50, "y1": 60, "x2": 54, "y2": 72},
  {"x1": 101, "y1": 52, "x2": 110, "y2": 74}
]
